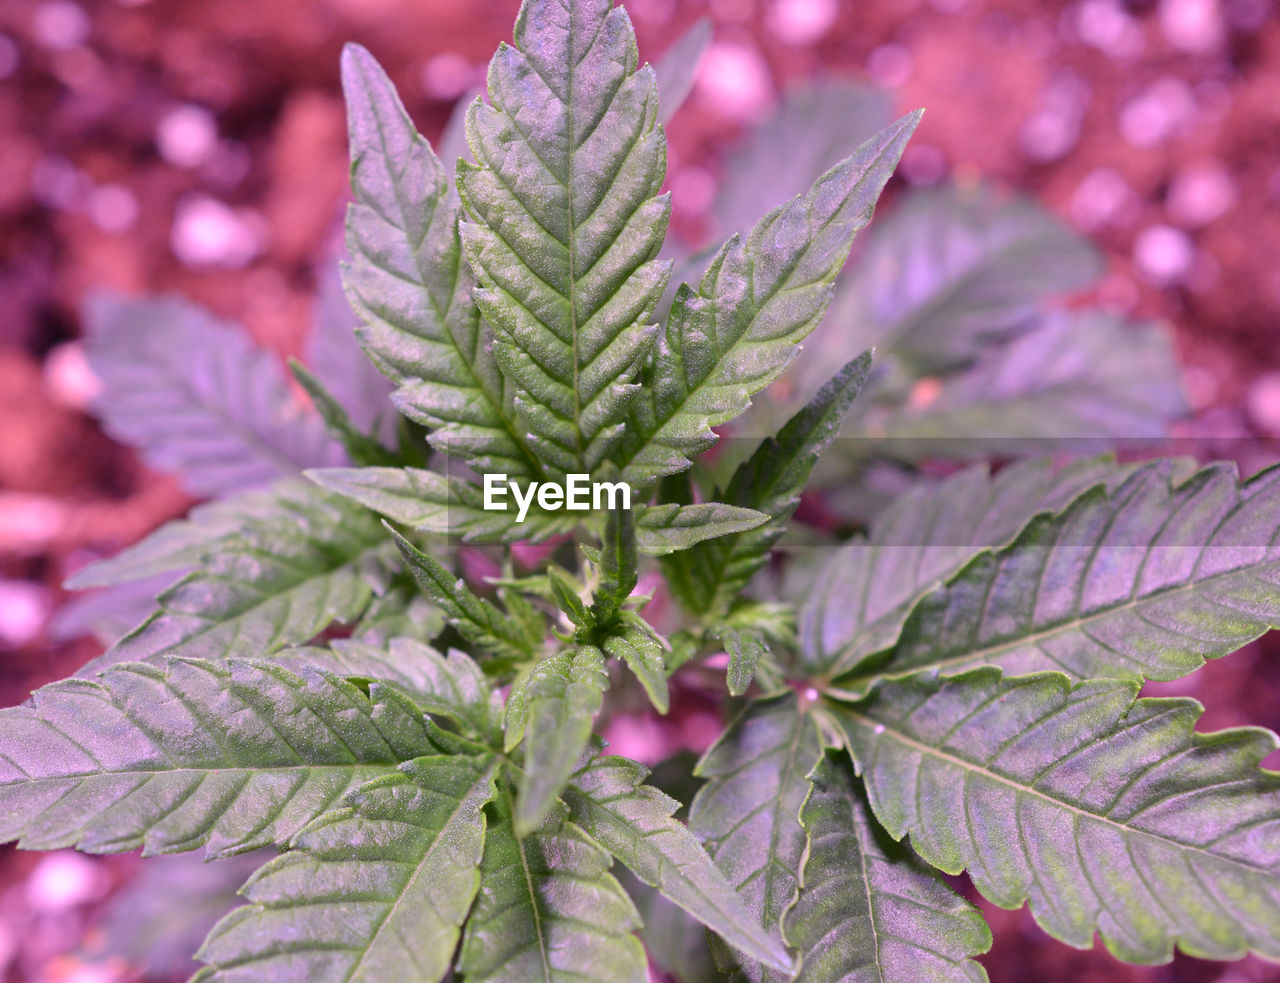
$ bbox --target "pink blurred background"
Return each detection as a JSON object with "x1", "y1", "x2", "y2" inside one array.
[{"x1": 1, "y1": 0, "x2": 1279, "y2": 979}]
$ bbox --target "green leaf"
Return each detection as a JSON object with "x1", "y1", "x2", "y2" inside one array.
[
  {"x1": 832, "y1": 668, "x2": 1280, "y2": 963},
  {"x1": 635, "y1": 502, "x2": 770, "y2": 556},
  {"x1": 784, "y1": 750, "x2": 990, "y2": 982},
  {"x1": 83, "y1": 292, "x2": 343, "y2": 496},
  {"x1": 689, "y1": 694, "x2": 824, "y2": 981},
  {"x1": 458, "y1": 0, "x2": 671, "y2": 475},
  {"x1": 654, "y1": 18, "x2": 712, "y2": 124},
  {"x1": 459, "y1": 789, "x2": 647, "y2": 983},
  {"x1": 548, "y1": 566, "x2": 593, "y2": 629},
  {"x1": 515, "y1": 646, "x2": 609, "y2": 835},
  {"x1": 565, "y1": 754, "x2": 793, "y2": 973},
  {"x1": 865, "y1": 461, "x2": 1280, "y2": 686},
  {"x1": 712, "y1": 626, "x2": 770, "y2": 697},
  {"x1": 665, "y1": 352, "x2": 872, "y2": 616},
  {"x1": 800, "y1": 456, "x2": 1134, "y2": 680},
  {"x1": 863, "y1": 312, "x2": 1185, "y2": 463},
  {"x1": 341, "y1": 44, "x2": 540, "y2": 478},
  {"x1": 289, "y1": 360, "x2": 399, "y2": 466},
  {"x1": 95, "y1": 485, "x2": 392, "y2": 670},
  {"x1": 601, "y1": 612, "x2": 668, "y2": 712},
  {"x1": 308, "y1": 466, "x2": 576, "y2": 542},
  {"x1": 0, "y1": 659, "x2": 439, "y2": 858},
  {"x1": 387, "y1": 524, "x2": 542, "y2": 661},
  {"x1": 195, "y1": 754, "x2": 498, "y2": 982},
  {"x1": 618, "y1": 113, "x2": 921, "y2": 489},
  {"x1": 592, "y1": 502, "x2": 638, "y2": 625},
  {"x1": 274, "y1": 638, "x2": 498, "y2": 740}
]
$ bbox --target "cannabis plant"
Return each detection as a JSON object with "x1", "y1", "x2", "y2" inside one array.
[{"x1": 11, "y1": 1, "x2": 1280, "y2": 980}]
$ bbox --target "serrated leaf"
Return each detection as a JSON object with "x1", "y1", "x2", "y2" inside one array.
[
  {"x1": 634, "y1": 502, "x2": 770, "y2": 556},
  {"x1": 602, "y1": 613, "x2": 668, "y2": 713},
  {"x1": 83, "y1": 292, "x2": 343, "y2": 496},
  {"x1": 593, "y1": 504, "x2": 639, "y2": 623},
  {"x1": 689, "y1": 694, "x2": 824, "y2": 982},
  {"x1": 341, "y1": 44, "x2": 540, "y2": 478},
  {"x1": 195, "y1": 754, "x2": 498, "y2": 982},
  {"x1": 308, "y1": 466, "x2": 576, "y2": 542},
  {"x1": 274, "y1": 638, "x2": 498, "y2": 740},
  {"x1": 826, "y1": 184, "x2": 1103, "y2": 374},
  {"x1": 654, "y1": 18, "x2": 712, "y2": 124},
  {"x1": 665, "y1": 352, "x2": 872, "y2": 616},
  {"x1": 856, "y1": 460, "x2": 1280, "y2": 687},
  {"x1": 388, "y1": 525, "x2": 541, "y2": 661},
  {"x1": 800, "y1": 456, "x2": 1134, "y2": 680},
  {"x1": 92, "y1": 485, "x2": 392, "y2": 671},
  {"x1": 565, "y1": 753, "x2": 793, "y2": 973},
  {"x1": 515, "y1": 646, "x2": 609, "y2": 835},
  {"x1": 784, "y1": 750, "x2": 990, "y2": 982},
  {"x1": 0, "y1": 659, "x2": 439, "y2": 858},
  {"x1": 865, "y1": 312, "x2": 1185, "y2": 463},
  {"x1": 833, "y1": 668, "x2": 1280, "y2": 963},
  {"x1": 713, "y1": 81, "x2": 892, "y2": 241},
  {"x1": 458, "y1": 789, "x2": 647, "y2": 983},
  {"x1": 458, "y1": 0, "x2": 671, "y2": 475},
  {"x1": 618, "y1": 112, "x2": 920, "y2": 489}
]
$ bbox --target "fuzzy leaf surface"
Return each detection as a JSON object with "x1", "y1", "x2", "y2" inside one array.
[
  {"x1": 565, "y1": 754, "x2": 792, "y2": 972},
  {"x1": 601, "y1": 613, "x2": 668, "y2": 712},
  {"x1": 195, "y1": 755, "x2": 498, "y2": 982},
  {"x1": 458, "y1": 0, "x2": 671, "y2": 475},
  {"x1": 875, "y1": 461, "x2": 1280, "y2": 685},
  {"x1": 95, "y1": 486, "x2": 391, "y2": 670},
  {"x1": 389, "y1": 526, "x2": 541, "y2": 661},
  {"x1": 689, "y1": 694, "x2": 823, "y2": 981},
  {"x1": 834, "y1": 668, "x2": 1280, "y2": 963},
  {"x1": 634, "y1": 502, "x2": 770, "y2": 556},
  {"x1": 83, "y1": 293, "x2": 343, "y2": 496},
  {"x1": 0, "y1": 659, "x2": 438, "y2": 858},
  {"x1": 516, "y1": 646, "x2": 608, "y2": 835},
  {"x1": 618, "y1": 113, "x2": 920, "y2": 488},
  {"x1": 342, "y1": 45, "x2": 538, "y2": 477},
  {"x1": 309, "y1": 466, "x2": 575, "y2": 542},
  {"x1": 274, "y1": 639, "x2": 498, "y2": 740},
  {"x1": 785, "y1": 751, "x2": 990, "y2": 982},
  {"x1": 800, "y1": 456, "x2": 1132, "y2": 679},
  {"x1": 458, "y1": 792, "x2": 647, "y2": 983}
]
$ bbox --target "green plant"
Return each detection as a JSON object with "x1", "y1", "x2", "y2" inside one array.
[{"x1": 11, "y1": 1, "x2": 1279, "y2": 980}]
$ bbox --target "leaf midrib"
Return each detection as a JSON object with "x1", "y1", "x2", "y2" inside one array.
[
  {"x1": 343, "y1": 763, "x2": 494, "y2": 983},
  {"x1": 844, "y1": 552, "x2": 1280, "y2": 687},
  {"x1": 841, "y1": 707, "x2": 1277, "y2": 880}
]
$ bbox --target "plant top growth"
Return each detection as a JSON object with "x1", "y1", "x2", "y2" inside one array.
[{"x1": 6, "y1": 0, "x2": 1278, "y2": 980}]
